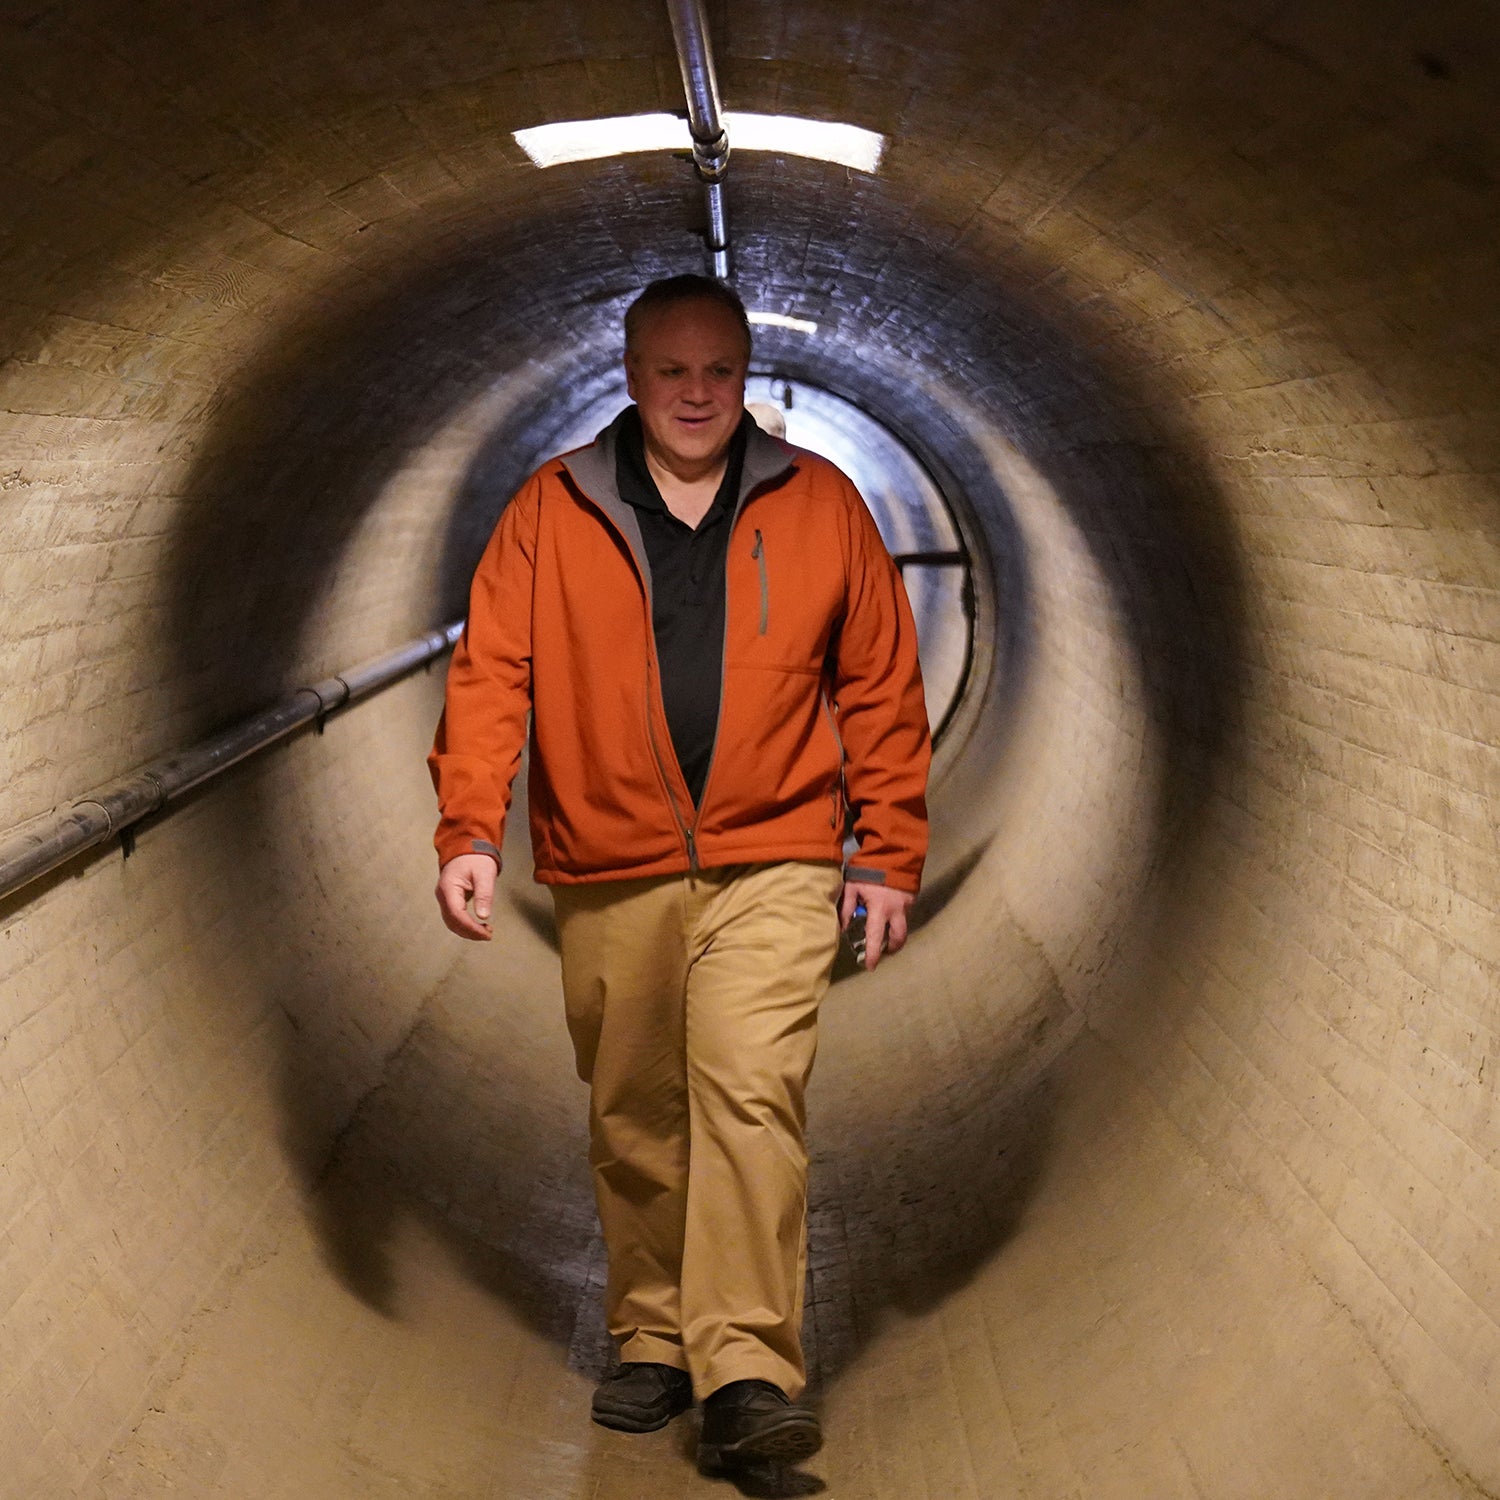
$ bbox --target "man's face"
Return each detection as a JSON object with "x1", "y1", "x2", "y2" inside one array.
[{"x1": 625, "y1": 299, "x2": 749, "y2": 475}]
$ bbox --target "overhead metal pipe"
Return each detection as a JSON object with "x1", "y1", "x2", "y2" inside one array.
[
  {"x1": 0, "y1": 621, "x2": 463, "y2": 904},
  {"x1": 665, "y1": 0, "x2": 732, "y2": 277},
  {"x1": 705, "y1": 181, "x2": 730, "y2": 279}
]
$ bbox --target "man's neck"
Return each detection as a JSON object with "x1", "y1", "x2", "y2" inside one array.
[{"x1": 644, "y1": 445, "x2": 729, "y2": 529}]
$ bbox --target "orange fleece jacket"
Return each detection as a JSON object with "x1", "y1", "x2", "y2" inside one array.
[{"x1": 429, "y1": 418, "x2": 931, "y2": 891}]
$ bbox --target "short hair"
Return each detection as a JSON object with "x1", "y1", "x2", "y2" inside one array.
[{"x1": 624, "y1": 274, "x2": 752, "y2": 358}]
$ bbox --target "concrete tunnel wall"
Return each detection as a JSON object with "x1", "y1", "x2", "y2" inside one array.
[{"x1": 0, "y1": 1, "x2": 1496, "y2": 1495}]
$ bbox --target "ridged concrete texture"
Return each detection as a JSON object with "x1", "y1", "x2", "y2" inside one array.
[{"x1": 1, "y1": 2, "x2": 1496, "y2": 1496}]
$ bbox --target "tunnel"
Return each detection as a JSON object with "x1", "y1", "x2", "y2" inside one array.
[{"x1": 1, "y1": 1, "x2": 1497, "y2": 1495}]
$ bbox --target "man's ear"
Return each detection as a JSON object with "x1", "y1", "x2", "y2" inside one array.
[{"x1": 623, "y1": 351, "x2": 638, "y2": 402}]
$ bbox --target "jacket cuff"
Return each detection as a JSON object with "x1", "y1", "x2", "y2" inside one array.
[
  {"x1": 436, "y1": 831, "x2": 503, "y2": 870},
  {"x1": 842, "y1": 861, "x2": 920, "y2": 895}
]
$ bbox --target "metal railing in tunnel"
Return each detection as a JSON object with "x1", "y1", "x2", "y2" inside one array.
[{"x1": 0, "y1": 622, "x2": 463, "y2": 906}]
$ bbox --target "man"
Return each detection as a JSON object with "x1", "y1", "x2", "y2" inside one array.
[{"x1": 430, "y1": 275, "x2": 930, "y2": 1473}]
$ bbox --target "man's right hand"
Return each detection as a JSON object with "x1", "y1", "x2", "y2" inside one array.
[{"x1": 435, "y1": 852, "x2": 499, "y2": 940}]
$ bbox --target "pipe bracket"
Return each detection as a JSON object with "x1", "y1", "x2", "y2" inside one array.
[{"x1": 691, "y1": 129, "x2": 730, "y2": 182}]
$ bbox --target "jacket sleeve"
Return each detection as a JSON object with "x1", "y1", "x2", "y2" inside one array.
[
  {"x1": 829, "y1": 478, "x2": 932, "y2": 895},
  {"x1": 427, "y1": 472, "x2": 541, "y2": 869}
]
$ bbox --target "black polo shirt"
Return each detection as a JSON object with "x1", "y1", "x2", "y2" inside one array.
[{"x1": 613, "y1": 404, "x2": 751, "y2": 808}]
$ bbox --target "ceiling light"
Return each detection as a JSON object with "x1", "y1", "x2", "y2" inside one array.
[
  {"x1": 513, "y1": 111, "x2": 885, "y2": 174},
  {"x1": 724, "y1": 113, "x2": 884, "y2": 174},
  {"x1": 748, "y1": 311, "x2": 819, "y2": 334},
  {"x1": 513, "y1": 113, "x2": 684, "y2": 167}
]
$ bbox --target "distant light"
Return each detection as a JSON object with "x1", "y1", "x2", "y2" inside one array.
[
  {"x1": 749, "y1": 311, "x2": 819, "y2": 335},
  {"x1": 513, "y1": 111, "x2": 885, "y2": 175}
]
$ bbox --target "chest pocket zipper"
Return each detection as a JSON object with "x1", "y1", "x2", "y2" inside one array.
[{"x1": 751, "y1": 529, "x2": 769, "y2": 635}]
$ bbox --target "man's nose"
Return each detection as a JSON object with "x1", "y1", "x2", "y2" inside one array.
[{"x1": 683, "y1": 372, "x2": 713, "y2": 403}]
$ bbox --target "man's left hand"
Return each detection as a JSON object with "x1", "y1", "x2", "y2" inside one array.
[{"x1": 839, "y1": 881, "x2": 915, "y2": 971}]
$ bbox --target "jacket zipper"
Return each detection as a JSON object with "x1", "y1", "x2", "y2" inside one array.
[
  {"x1": 562, "y1": 446, "x2": 790, "y2": 875},
  {"x1": 682, "y1": 506, "x2": 762, "y2": 868},
  {"x1": 751, "y1": 529, "x2": 769, "y2": 635},
  {"x1": 642, "y1": 654, "x2": 696, "y2": 867},
  {"x1": 575, "y1": 487, "x2": 695, "y2": 871}
]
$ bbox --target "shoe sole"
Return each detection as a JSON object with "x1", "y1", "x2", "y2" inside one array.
[
  {"x1": 592, "y1": 1397, "x2": 694, "y2": 1434},
  {"x1": 592, "y1": 1409, "x2": 672, "y2": 1433},
  {"x1": 699, "y1": 1412, "x2": 823, "y2": 1469}
]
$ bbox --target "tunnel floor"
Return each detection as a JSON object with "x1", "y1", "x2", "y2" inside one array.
[{"x1": 90, "y1": 938, "x2": 1465, "y2": 1500}]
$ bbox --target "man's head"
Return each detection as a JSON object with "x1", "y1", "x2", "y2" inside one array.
[{"x1": 624, "y1": 276, "x2": 752, "y2": 479}]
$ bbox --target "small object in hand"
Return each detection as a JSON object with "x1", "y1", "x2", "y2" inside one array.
[{"x1": 844, "y1": 899, "x2": 868, "y2": 966}]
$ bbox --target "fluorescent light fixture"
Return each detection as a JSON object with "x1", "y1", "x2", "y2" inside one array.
[
  {"x1": 725, "y1": 113, "x2": 884, "y2": 174},
  {"x1": 748, "y1": 310, "x2": 819, "y2": 334},
  {"x1": 513, "y1": 112, "x2": 684, "y2": 167},
  {"x1": 513, "y1": 111, "x2": 885, "y2": 174}
]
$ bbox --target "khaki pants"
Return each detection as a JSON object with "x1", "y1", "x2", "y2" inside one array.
[{"x1": 552, "y1": 860, "x2": 842, "y2": 1400}]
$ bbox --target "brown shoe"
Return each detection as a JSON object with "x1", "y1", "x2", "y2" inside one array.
[
  {"x1": 697, "y1": 1379, "x2": 822, "y2": 1470},
  {"x1": 591, "y1": 1362, "x2": 694, "y2": 1432}
]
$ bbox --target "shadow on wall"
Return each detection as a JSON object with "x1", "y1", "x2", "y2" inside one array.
[
  {"x1": 303, "y1": 910, "x2": 601, "y2": 1357},
  {"x1": 806, "y1": 1065, "x2": 1056, "y2": 1395},
  {"x1": 159, "y1": 193, "x2": 1247, "y2": 1420}
]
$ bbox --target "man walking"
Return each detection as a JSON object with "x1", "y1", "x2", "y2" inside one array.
[{"x1": 430, "y1": 275, "x2": 930, "y2": 1472}]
